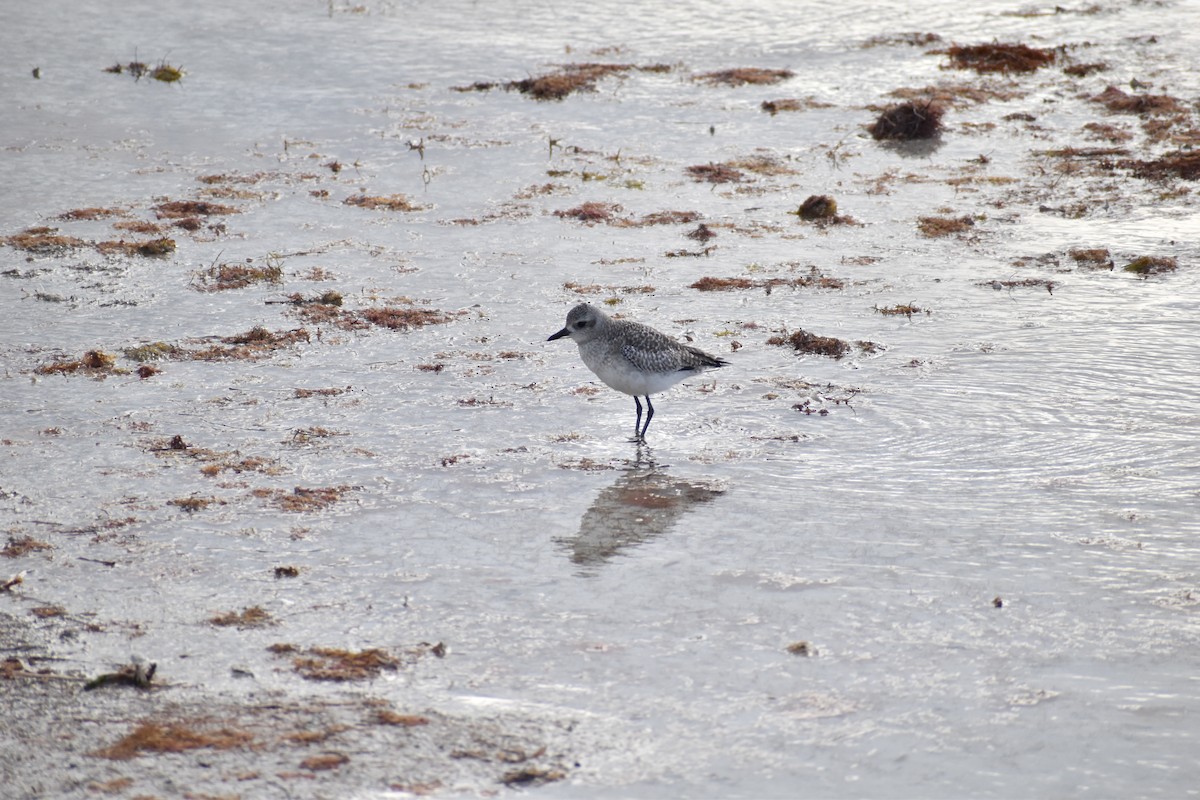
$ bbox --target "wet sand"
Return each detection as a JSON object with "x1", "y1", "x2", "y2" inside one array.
[{"x1": 3, "y1": 1, "x2": 1199, "y2": 797}]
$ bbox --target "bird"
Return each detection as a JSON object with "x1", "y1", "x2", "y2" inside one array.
[{"x1": 548, "y1": 303, "x2": 730, "y2": 442}]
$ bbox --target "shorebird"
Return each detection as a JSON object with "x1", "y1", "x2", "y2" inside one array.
[{"x1": 548, "y1": 303, "x2": 730, "y2": 442}]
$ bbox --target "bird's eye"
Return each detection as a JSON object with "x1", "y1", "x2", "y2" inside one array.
[{"x1": 576, "y1": 320, "x2": 589, "y2": 328}]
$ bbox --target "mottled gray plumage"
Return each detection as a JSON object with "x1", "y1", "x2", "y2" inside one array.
[{"x1": 548, "y1": 303, "x2": 729, "y2": 441}]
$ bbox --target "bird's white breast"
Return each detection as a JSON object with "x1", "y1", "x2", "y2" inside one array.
[{"x1": 577, "y1": 340, "x2": 690, "y2": 397}]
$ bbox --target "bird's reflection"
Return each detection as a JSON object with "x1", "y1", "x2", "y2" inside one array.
[
  {"x1": 557, "y1": 453, "x2": 725, "y2": 574},
  {"x1": 878, "y1": 137, "x2": 944, "y2": 158}
]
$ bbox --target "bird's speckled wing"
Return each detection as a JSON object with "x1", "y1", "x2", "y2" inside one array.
[
  {"x1": 615, "y1": 321, "x2": 685, "y2": 373},
  {"x1": 621, "y1": 341, "x2": 684, "y2": 373},
  {"x1": 613, "y1": 319, "x2": 728, "y2": 374}
]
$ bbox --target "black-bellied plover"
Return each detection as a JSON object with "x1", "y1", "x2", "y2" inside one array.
[{"x1": 548, "y1": 303, "x2": 730, "y2": 442}]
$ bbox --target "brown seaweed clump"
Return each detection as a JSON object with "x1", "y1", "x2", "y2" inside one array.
[
  {"x1": 1122, "y1": 256, "x2": 1178, "y2": 277},
  {"x1": 344, "y1": 194, "x2": 427, "y2": 212},
  {"x1": 57, "y1": 207, "x2": 125, "y2": 221},
  {"x1": 209, "y1": 606, "x2": 274, "y2": 628},
  {"x1": 634, "y1": 210, "x2": 703, "y2": 226},
  {"x1": 875, "y1": 304, "x2": 930, "y2": 317},
  {"x1": 193, "y1": 261, "x2": 283, "y2": 292},
  {"x1": 2, "y1": 227, "x2": 86, "y2": 253},
  {"x1": 761, "y1": 99, "x2": 800, "y2": 115},
  {"x1": 289, "y1": 299, "x2": 458, "y2": 333},
  {"x1": 796, "y1": 195, "x2": 838, "y2": 220},
  {"x1": 786, "y1": 641, "x2": 816, "y2": 656},
  {"x1": 376, "y1": 711, "x2": 430, "y2": 727},
  {"x1": 767, "y1": 329, "x2": 878, "y2": 359},
  {"x1": 761, "y1": 97, "x2": 833, "y2": 115},
  {"x1": 169, "y1": 496, "x2": 218, "y2": 513},
  {"x1": 113, "y1": 220, "x2": 166, "y2": 235},
  {"x1": 270, "y1": 642, "x2": 443, "y2": 682},
  {"x1": 92, "y1": 721, "x2": 252, "y2": 760},
  {"x1": 687, "y1": 278, "x2": 760, "y2": 292},
  {"x1": 1091, "y1": 86, "x2": 1182, "y2": 115},
  {"x1": 359, "y1": 307, "x2": 454, "y2": 331},
  {"x1": 791, "y1": 195, "x2": 857, "y2": 227},
  {"x1": 1117, "y1": 151, "x2": 1200, "y2": 181},
  {"x1": 1069, "y1": 248, "x2": 1114, "y2": 269},
  {"x1": 150, "y1": 64, "x2": 184, "y2": 83},
  {"x1": 870, "y1": 101, "x2": 944, "y2": 141},
  {"x1": 452, "y1": 80, "x2": 500, "y2": 93},
  {"x1": 154, "y1": 200, "x2": 237, "y2": 218},
  {"x1": 724, "y1": 154, "x2": 796, "y2": 177},
  {"x1": 918, "y1": 215, "x2": 974, "y2": 237},
  {"x1": 502, "y1": 63, "x2": 669, "y2": 101},
  {"x1": 501, "y1": 767, "x2": 567, "y2": 787},
  {"x1": 664, "y1": 246, "x2": 716, "y2": 259},
  {"x1": 289, "y1": 647, "x2": 400, "y2": 681},
  {"x1": 1064, "y1": 62, "x2": 1107, "y2": 77},
  {"x1": 104, "y1": 61, "x2": 184, "y2": 83},
  {"x1": 945, "y1": 43, "x2": 1055, "y2": 73},
  {"x1": 105, "y1": 61, "x2": 150, "y2": 78},
  {"x1": 507, "y1": 65, "x2": 611, "y2": 100},
  {"x1": 686, "y1": 163, "x2": 746, "y2": 184},
  {"x1": 94, "y1": 238, "x2": 176, "y2": 257},
  {"x1": 35, "y1": 350, "x2": 123, "y2": 377},
  {"x1": 563, "y1": 282, "x2": 655, "y2": 297},
  {"x1": 769, "y1": 330, "x2": 845, "y2": 358},
  {"x1": 253, "y1": 485, "x2": 354, "y2": 513},
  {"x1": 123, "y1": 342, "x2": 183, "y2": 362},
  {"x1": 275, "y1": 291, "x2": 344, "y2": 308},
  {"x1": 300, "y1": 754, "x2": 350, "y2": 772},
  {"x1": 694, "y1": 68, "x2": 794, "y2": 87},
  {"x1": 187, "y1": 327, "x2": 311, "y2": 361},
  {"x1": 2, "y1": 535, "x2": 52, "y2": 558},
  {"x1": 552, "y1": 201, "x2": 623, "y2": 224},
  {"x1": 691, "y1": 271, "x2": 845, "y2": 292}
]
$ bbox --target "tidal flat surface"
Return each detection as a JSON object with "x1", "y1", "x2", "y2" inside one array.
[{"x1": 2, "y1": 1, "x2": 1199, "y2": 797}]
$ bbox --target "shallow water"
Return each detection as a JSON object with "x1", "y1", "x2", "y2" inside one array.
[{"x1": 3, "y1": 1, "x2": 1199, "y2": 797}]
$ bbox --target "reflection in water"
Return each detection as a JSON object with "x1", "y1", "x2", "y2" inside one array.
[
  {"x1": 878, "y1": 137, "x2": 945, "y2": 158},
  {"x1": 558, "y1": 461, "x2": 725, "y2": 573}
]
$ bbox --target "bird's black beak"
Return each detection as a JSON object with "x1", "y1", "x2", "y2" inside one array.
[{"x1": 547, "y1": 327, "x2": 569, "y2": 341}]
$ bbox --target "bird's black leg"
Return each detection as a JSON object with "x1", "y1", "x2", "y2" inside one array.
[
  {"x1": 631, "y1": 396, "x2": 644, "y2": 443},
  {"x1": 641, "y1": 395, "x2": 655, "y2": 440}
]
